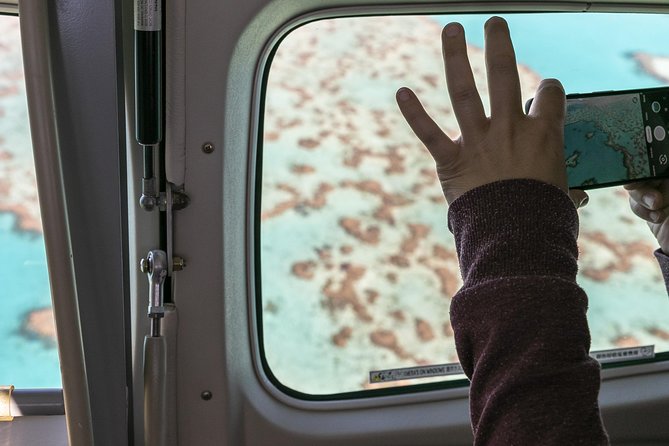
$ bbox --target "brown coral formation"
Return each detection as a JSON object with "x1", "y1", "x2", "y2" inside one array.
[
  {"x1": 369, "y1": 329, "x2": 409, "y2": 359},
  {"x1": 322, "y1": 264, "x2": 373, "y2": 322},
  {"x1": 340, "y1": 180, "x2": 413, "y2": 225},
  {"x1": 343, "y1": 145, "x2": 405, "y2": 175},
  {"x1": 298, "y1": 138, "x2": 320, "y2": 150},
  {"x1": 613, "y1": 335, "x2": 641, "y2": 348},
  {"x1": 261, "y1": 182, "x2": 335, "y2": 220},
  {"x1": 291, "y1": 261, "x2": 317, "y2": 280},
  {"x1": 415, "y1": 318, "x2": 435, "y2": 342},
  {"x1": 389, "y1": 309, "x2": 405, "y2": 322},
  {"x1": 433, "y1": 244, "x2": 457, "y2": 261},
  {"x1": 291, "y1": 164, "x2": 316, "y2": 174},
  {"x1": 580, "y1": 231, "x2": 655, "y2": 281},
  {"x1": 364, "y1": 289, "x2": 379, "y2": 304},
  {"x1": 401, "y1": 224, "x2": 430, "y2": 253},
  {"x1": 22, "y1": 307, "x2": 56, "y2": 346},
  {"x1": 339, "y1": 217, "x2": 380, "y2": 244},
  {"x1": 431, "y1": 267, "x2": 461, "y2": 298},
  {"x1": 648, "y1": 327, "x2": 669, "y2": 340},
  {"x1": 332, "y1": 326, "x2": 353, "y2": 347}
]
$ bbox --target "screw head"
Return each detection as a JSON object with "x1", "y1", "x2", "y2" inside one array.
[
  {"x1": 201, "y1": 390, "x2": 213, "y2": 401},
  {"x1": 202, "y1": 142, "x2": 215, "y2": 154}
]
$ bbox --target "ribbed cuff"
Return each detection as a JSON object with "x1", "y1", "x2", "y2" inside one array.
[{"x1": 447, "y1": 179, "x2": 579, "y2": 285}]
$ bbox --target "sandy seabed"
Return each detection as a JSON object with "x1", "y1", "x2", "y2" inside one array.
[{"x1": 259, "y1": 16, "x2": 669, "y2": 395}]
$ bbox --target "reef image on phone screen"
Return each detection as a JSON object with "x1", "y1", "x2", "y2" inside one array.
[{"x1": 564, "y1": 90, "x2": 669, "y2": 188}]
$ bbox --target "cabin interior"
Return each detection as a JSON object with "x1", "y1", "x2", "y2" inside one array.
[{"x1": 1, "y1": 0, "x2": 669, "y2": 444}]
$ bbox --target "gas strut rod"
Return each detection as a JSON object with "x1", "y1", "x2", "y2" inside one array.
[{"x1": 134, "y1": 0, "x2": 162, "y2": 211}]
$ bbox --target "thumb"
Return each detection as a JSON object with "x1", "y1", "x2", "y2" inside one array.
[{"x1": 528, "y1": 78, "x2": 566, "y2": 121}]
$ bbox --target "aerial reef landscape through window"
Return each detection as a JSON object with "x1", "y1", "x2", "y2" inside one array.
[
  {"x1": 0, "y1": 16, "x2": 60, "y2": 388},
  {"x1": 260, "y1": 14, "x2": 669, "y2": 395}
]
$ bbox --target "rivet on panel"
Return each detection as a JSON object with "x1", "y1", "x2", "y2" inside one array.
[{"x1": 202, "y1": 142, "x2": 215, "y2": 154}]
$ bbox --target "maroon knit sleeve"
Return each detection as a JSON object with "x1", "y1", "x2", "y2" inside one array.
[
  {"x1": 448, "y1": 179, "x2": 609, "y2": 445},
  {"x1": 654, "y1": 249, "x2": 669, "y2": 296}
]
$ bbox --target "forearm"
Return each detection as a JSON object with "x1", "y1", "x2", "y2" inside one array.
[{"x1": 449, "y1": 179, "x2": 608, "y2": 445}]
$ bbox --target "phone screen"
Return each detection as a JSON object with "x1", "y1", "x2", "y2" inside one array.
[{"x1": 564, "y1": 89, "x2": 669, "y2": 189}]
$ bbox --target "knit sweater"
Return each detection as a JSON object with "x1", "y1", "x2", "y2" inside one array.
[{"x1": 448, "y1": 179, "x2": 609, "y2": 445}]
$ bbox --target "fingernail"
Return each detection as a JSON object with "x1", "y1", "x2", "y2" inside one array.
[
  {"x1": 651, "y1": 211, "x2": 660, "y2": 222},
  {"x1": 542, "y1": 78, "x2": 564, "y2": 93},
  {"x1": 444, "y1": 23, "x2": 461, "y2": 37},
  {"x1": 643, "y1": 194, "x2": 655, "y2": 208},
  {"x1": 579, "y1": 195, "x2": 589, "y2": 207},
  {"x1": 397, "y1": 88, "x2": 410, "y2": 101},
  {"x1": 486, "y1": 16, "x2": 506, "y2": 28}
]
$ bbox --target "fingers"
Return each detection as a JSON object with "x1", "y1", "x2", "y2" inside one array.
[
  {"x1": 484, "y1": 17, "x2": 522, "y2": 118},
  {"x1": 441, "y1": 22, "x2": 487, "y2": 139},
  {"x1": 396, "y1": 87, "x2": 458, "y2": 166},
  {"x1": 528, "y1": 79, "x2": 566, "y2": 121},
  {"x1": 629, "y1": 195, "x2": 668, "y2": 224},
  {"x1": 568, "y1": 189, "x2": 589, "y2": 209},
  {"x1": 625, "y1": 180, "x2": 669, "y2": 223},
  {"x1": 626, "y1": 186, "x2": 663, "y2": 211},
  {"x1": 624, "y1": 179, "x2": 664, "y2": 191}
]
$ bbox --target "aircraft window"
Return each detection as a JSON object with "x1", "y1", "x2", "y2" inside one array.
[
  {"x1": 0, "y1": 14, "x2": 61, "y2": 388},
  {"x1": 258, "y1": 13, "x2": 669, "y2": 397}
]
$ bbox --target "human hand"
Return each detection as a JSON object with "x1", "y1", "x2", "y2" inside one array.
[
  {"x1": 396, "y1": 17, "x2": 569, "y2": 204},
  {"x1": 625, "y1": 180, "x2": 669, "y2": 254}
]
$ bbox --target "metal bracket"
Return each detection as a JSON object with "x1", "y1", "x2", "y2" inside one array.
[
  {"x1": 140, "y1": 180, "x2": 189, "y2": 212},
  {"x1": 139, "y1": 180, "x2": 188, "y2": 276}
]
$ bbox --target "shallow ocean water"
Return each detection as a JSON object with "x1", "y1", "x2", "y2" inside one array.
[
  {"x1": 2, "y1": 12, "x2": 669, "y2": 392},
  {"x1": 260, "y1": 13, "x2": 669, "y2": 395}
]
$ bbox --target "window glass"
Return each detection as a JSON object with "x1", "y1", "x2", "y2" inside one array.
[
  {"x1": 260, "y1": 13, "x2": 669, "y2": 396},
  {"x1": 0, "y1": 15, "x2": 61, "y2": 388}
]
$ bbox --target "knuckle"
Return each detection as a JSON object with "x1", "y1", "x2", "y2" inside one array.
[
  {"x1": 488, "y1": 55, "x2": 517, "y2": 75},
  {"x1": 421, "y1": 131, "x2": 442, "y2": 148},
  {"x1": 449, "y1": 86, "x2": 479, "y2": 106}
]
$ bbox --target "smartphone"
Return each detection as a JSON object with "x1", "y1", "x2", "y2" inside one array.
[{"x1": 525, "y1": 86, "x2": 669, "y2": 190}]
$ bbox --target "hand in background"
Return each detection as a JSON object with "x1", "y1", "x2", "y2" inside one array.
[
  {"x1": 396, "y1": 16, "x2": 568, "y2": 204},
  {"x1": 625, "y1": 180, "x2": 669, "y2": 254}
]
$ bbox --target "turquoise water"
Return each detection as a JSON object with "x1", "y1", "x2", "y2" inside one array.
[
  {"x1": 3, "y1": 12, "x2": 669, "y2": 391},
  {"x1": 436, "y1": 13, "x2": 669, "y2": 92},
  {"x1": 0, "y1": 213, "x2": 60, "y2": 388}
]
